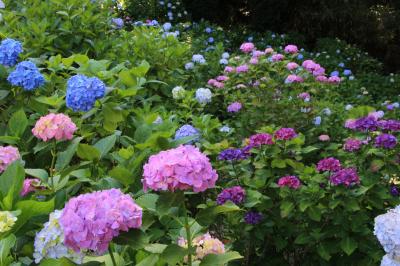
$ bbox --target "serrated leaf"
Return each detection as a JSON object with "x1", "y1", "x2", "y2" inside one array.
[
  {"x1": 55, "y1": 137, "x2": 82, "y2": 171},
  {"x1": 8, "y1": 109, "x2": 28, "y2": 137},
  {"x1": 77, "y1": 144, "x2": 101, "y2": 161},
  {"x1": 160, "y1": 244, "x2": 187, "y2": 265},
  {"x1": 136, "y1": 193, "x2": 159, "y2": 212},
  {"x1": 94, "y1": 134, "x2": 117, "y2": 158},
  {"x1": 340, "y1": 237, "x2": 358, "y2": 255}
]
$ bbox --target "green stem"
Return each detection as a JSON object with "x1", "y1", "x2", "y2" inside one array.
[
  {"x1": 183, "y1": 197, "x2": 193, "y2": 266},
  {"x1": 108, "y1": 245, "x2": 117, "y2": 266},
  {"x1": 49, "y1": 140, "x2": 57, "y2": 190}
]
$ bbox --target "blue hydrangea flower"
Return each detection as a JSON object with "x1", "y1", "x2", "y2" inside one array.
[
  {"x1": 220, "y1": 126, "x2": 231, "y2": 133},
  {"x1": 162, "y1": 22, "x2": 172, "y2": 32},
  {"x1": 192, "y1": 54, "x2": 206, "y2": 64},
  {"x1": 185, "y1": 62, "x2": 194, "y2": 70},
  {"x1": 208, "y1": 37, "x2": 214, "y2": 43},
  {"x1": 222, "y1": 52, "x2": 229, "y2": 59},
  {"x1": 323, "y1": 108, "x2": 332, "y2": 116},
  {"x1": 219, "y1": 59, "x2": 228, "y2": 65},
  {"x1": 297, "y1": 54, "x2": 304, "y2": 60},
  {"x1": 7, "y1": 61, "x2": 45, "y2": 91},
  {"x1": 111, "y1": 18, "x2": 124, "y2": 29},
  {"x1": 338, "y1": 62, "x2": 345, "y2": 68},
  {"x1": 205, "y1": 27, "x2": 212, "y2": 33},
  {"x1": 343, "y1": 69, "x2": 352, "y2": 76},
  {"x1": 0, "y1": 38, "x2": 23, "y2": 67},
  {"x1": 349, "y1": 76, "x2": 355, "y2": 80},
  {"x1": 174, "y1": 124, "x2": 200, "y2": 142},
  {"x1": 314, "y1": 116, "x2": 322, "y2": 125},
  {"x1": 66, "y1": 74, "x2": 106, "y2": 112},
  {"x1": 330, "y1": 71, "x2": 340, "y2": 77},
  {"x1": 195, "y1": 88, "x2": 212, "y2": 104}
]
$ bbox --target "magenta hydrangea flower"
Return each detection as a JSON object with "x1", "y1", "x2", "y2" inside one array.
[
  {"x1": 329, "y1": 168, "x2": 360, "y2": 187},
  {"x1": 287, "y1": 62, "x2": 299, "y2": 70},
  {"x1": 375, "y1": 134, "x2": 397, "y2": 149},
  {"x1": 217, "y1": 186, "x2": 246, "y2": 205},
  {"x1": 297, "y1": 92, "x2": 311, "y2": 101},
  {"x1": 0, "y1": 146, "x2": 20, "y2": 173},
  {"x1": 274, "y1": 128, "x2": 297, "y2": 140},
  {"x1": 142, "y1": 145, "x2": 218, "y2": 192},
  {"x1": 224, "y1": 66, "x2": 235, "y2": 73},
  {"x1": 240, "y1": 42, "x2": 255, "y2": 53},
  {"x1": 315, "y1": 75, "x2": 328, "y2": 83},
  {"x1": 236, "y1": 64, "x2": 249, "y2": 73},
  {"x1": 60, "y1": 189, "x2": 142, "y2": 254},
  {"x1": 278, "y1": 176, "x2": 301, "y2": 189},
  {"x1": 249, "y1": 133, "x2": 274, "y2": 146},
  {"x1": 284, "y1": 44, "x2": 298, "y2": 54},
  {"x1": 343, "y1": 139, "x2": 363, "y2": 152},
  {"x1": 21, "y1": 178, "x2": 41, "y2": 196},
  {"x1": 32, "y1": 113, "x2": 77, "y2": 142},
  {"x1": 328, "y1": 76, "x2": 341, "y2": 84},
  {"x1": 227, "y1": 102, "x2": 242, "y2": 113},
  {"x1": 271, "y1": 54, "x2": 284, "y2": 62},
  {"x1": 285, "y1": 74, "x2": 303, "y2": 84},
  {"x1": 316, "y1": 157, "x2": 341, "y2": 172}
]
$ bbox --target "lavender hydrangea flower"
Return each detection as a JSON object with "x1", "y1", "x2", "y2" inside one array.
[
  {"x1": 111, "y1": 18, "x2": 124, "y2": 29},
  {"x1": 195, "y1": 88, "x2": 212, "y2": 104},
  {"x1": 7, "y1": 61, "x2": 45, "y2": 91},
  {"x1": 244, "y1": 211, "x2": 263, "y2": 225},
  {"x1": 0, "y1": 38, "x2": 23, "y2": 66},
  {"x1": 218, "y1": 148, "x2": 249, "y2": 161},
  {"x1": 174, "y1": 124, "x2": 200, "y2": 142},
  {"x1": 217, "y1": 186, "x2": 246, "y2": 205},
  {"x1": 329, "y1": 168, "x2": 360, "y2": 187},
  {"x1": 354, "y1": 115, "x2": 379, "y2": 132},
  {"x1": 227, "y1": 102, "x2": 242, "y2": 113},
  {"x1": 379, "y1": 120, "x2": 400, "y2": 132},
  {"x1": 375, "y1": 134, "x2": 397, "y2": 149}
]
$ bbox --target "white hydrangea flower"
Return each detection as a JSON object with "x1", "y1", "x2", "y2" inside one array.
[
  {"x1": 374, "y1": 206, "x2": 400, "y2": 255},
  {"x1": 172, "y1": 86, "x2": 185, "y2": 99},
  {"x1": 33, "y1": 210, "x2": 84, "y2": 264},
  {"x1": 195, "y1": 88, "x2": 212, "y2": 104},
  {"x1": 0, "y1": 211, "x2": 17, "y2": 233},
  {"x1": 192, "y1": 54, "x2": 206, "y2": 64},
  {"x1": 381, "y1": 254, "x2": 400, "y2": 266},
  {"x1": 219, "y1": 126, "x2": 231, "y2": 133}
]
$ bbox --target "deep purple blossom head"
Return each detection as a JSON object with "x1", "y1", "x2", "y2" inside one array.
[
  {"x1": 227, "y1": 102, "x2": 242, "y2": 113},
  {"x1": 60, "y1": 189, "x2": 142, "y2": 254},
  {"x1": 354, "y1": 115, "x2": 379, "y2": 132},
  {"x1": 375, "y1": 134, "x2": 397, "y2": 149},
  {"x1": 274, "y1": 128, "x2": 297, "y2": 140},
  {"x1": 244, "y1": 211, "x2": 263, "y2": 225},
  {"x1": 343, "y1": 139, "x2": 363, "y2": 152},
  {"x1": 378, "y1": 120, "x2": 400, "y2": 132},
  {"x1": 329, "y1": 168, "x2": 360, "y2": 187},
  {"x1": 217, "y1": 186, "x2": 246, "y2": 205},
  {"x1": 278, "y1": 176, "x2": 301, "y2": 189},
  {"x1": 316, "y1": 158, "x2": 341, "y2": 172},
  {"x1": 390, "y1": 186, "x2": 400, "y2": 196},
  {"x1": 218, "y1": 148, "x2": 249, "y2": 161},
  {"x1": 249, "y1": 133, "x2": 274, "y2": 146}
]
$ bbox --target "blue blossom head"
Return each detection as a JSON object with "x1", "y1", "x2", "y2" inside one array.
[
  {"x1": 219, "y1": 126, "x2": 231, "y2": 133},
  {"x1": 208, "y1": 37, "x2": 214, "y2": 43},
  {"x1": 0, "y1": 38, "x2": 23, "y2": 67},
  {"x1": 111, "y1": 18, "x2": 124, "y2": 29},
  {"x1": 162, "y1": 22, "x2": 172, "y2": 32},
  {"x1": 192, "y1": 54, "x2": 206, "y2": 64},
  {"x1": 343, "y1": 69, "x2": 352, "y2": 76},
  {"x1": 330, "y1": 71, "x2": 339, "y2": 77},
  {"x1": 195, "y1": 88, "x2": 212, "y2": 104},
  {"x1": 174, "y1": 124, "x2": 200, "y2": 142},
  {"x1": 338, "y1": 62, "x2": 345, "y2": 68},
  {"x1": 66, "y1": 74, "x2": 106, "y2": 112},
  {"x1": 314, "y1": 116, "x2": 322, "y2": 126},
  {"x1": 297, "y1": 54, "x2": 304, "y2": 60},
  {"x1": 7, "y1": 61, "x2": 45, "y2": 91},
  {"x1": 205, "y1": 27, "x2": 212, "y2": 33},
  {"x1": 185, "y1": 62, "x2": 194, "y2": 70},
  {"x1": 222, "y1": 52, "x2": 230, "y2": 59},
  {"x1": 219, "y1": 59, "x2": 228, "y2": 65}
]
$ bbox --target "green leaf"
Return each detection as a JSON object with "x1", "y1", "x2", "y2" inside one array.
[
  {"x1": 130, "y1": 60, "x2": 150, "y2": 77},
  {"x1": 294, "y1": 234, "x2": 312, "y2": 244},
  {"x1": 94, "y1": 134, "x2": 117, "y2": 158},
  {"x1": 340, "y1": 237, "x2": 358, "y2": 255},
  {"x1": 144, "y1": 243, "x2": 167, "y2": 254},
  {"x1": 200, "y1": 251, "x2": 243, "y2": 266},
  {"x1": 0, "y1": 161, "x2": 25, "y2": 210},
  {"x1": 307, "y1": 206, "x2": 321, "y2": 221},
  {"x1": 156, "y1": 192, "x2": 185, "y2": 216},
  {"x1": 0, "y1": 234, "x2": 16, "y2": 266},
  {"x1": 8, "y1": 109, "x2": 28, "y2": 137},
  {"x1": 280, "y1": 201, "x2": 294, "y2": 218},
  {"x1": 317, "y1": 244, "x2": 331, "y2": 261},
  {"x1": 160, "y1": 244, "x2": 187, "y2": 265},
  {"x1": 136, "y1": 193, "x2": 159, "y2": 212},
  {"x1": 108, "y1": 166, "x2": 133, "y2": 186},
  {"x1": 136, "y1": 254, "x2": 159, "y2": 266},
  {"x1": 271, "y1": 159, "x2": 286, "y2": 168},
  {"x1": 77, "y1": 144, "x2": 101, "y2": 161},
  {"x1": 196, "y1": 201, "x2": 241, "y2": 226},
  {"x1": 113, "y1": 229, "x2": 149, "y2": 250},
  {"x1": 39, "y1": 258, "x2": 75, "y2": 266},
  {"x1": 13, "y1": 198, "x2": 54, "y2": 233},
  {"x1": 55, "y1": 137, "x2": 82, "y2": 171},
  {"x1": 25, "y1": 169, "x2": 49, "y2": 181}
]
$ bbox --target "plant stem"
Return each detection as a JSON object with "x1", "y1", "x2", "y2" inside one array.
[
  {"x1": 183, "y1": 197, "x2": 193, "y2": 266},
  {"x1": 49, "y1": 140, "x2": 57, "y2": 190},
  {"x1": 108, "y1": 245, "x2": 117, "y2": 266}
]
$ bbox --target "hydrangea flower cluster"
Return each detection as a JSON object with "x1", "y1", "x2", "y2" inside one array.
[
  {"x1": 0, "y1": 145, "x2": 20, "y2": 173},
  {"x1": 379, "y1": 120, "x2": 400, "y2": 132},
  {"x1": 7, "y1": 61, "x2": 45, "y2": 91},
  {"x1": 21, "y1": 178, "x2": 41, "y2": 196},
  {"x1": 329, "y1": 168, "x2": 360, "y2": 187},
  {"x1": 278, "y1": 176, "x2": 301, "y2": 189},
  {"x1": 32, "y1": 113, "x2": 77, "y2": 142},
  {"x1": 249, "y1": 133, "x2": 274, "y2": 146},
  {"x1": 218, "y1": 147, "x2": 250, "y2": 161},
  {"x1": 142, "y1": 145, "x2": 218, "y2": 192},
  {"x1": 271, "y1": 54, "x2": 284, "y2": 62},
  {"x1": 285, "y1": 74, "x2": 304, "y2": 84},
  {"x1": 375, "y1": 134, "x2": 397, "y2": 149},
  {"x1": 33, "y1": 210, "x2": 84, "y2": 264},
  {"x1": 240, "y1": 42, "x2": 254, "y2": 53},
  {"x1": 174, "y1": 124, "x2": 200, "y2": 142},
  {"x1": 284, "y1": 44, "x2": 298, "y2": 54},
  {"x1": 195, "y1": 88, "x2": 212, "y2": 104},
  {"x1": 60, "y1": 189, "x2": 142, "y2": 253},
  {"x1": 353, "y1": 115, "x2": 379, "y2": 132},
  {"x1": 274, "y1": 128, "x2": 297, "y2": 140},
  {"x1": 111, "y1": 18, "x2": 124, "y2": 29},
  {"x1": 343, "y1": 138, "x2": 363, "y2": 152},
  {"x1": 66, "y1": 74, "x2": 106, "y2": 112},
  {"x1": 172, "y1": 86, "x2": 185, "y2": 99},
  {"x1": 0, "y1": 211, "x2": 17, "y2": 233},
  {"x1": 178, "y1": 233, "x2": 225, "y2": 260},
  {"x1": 374, "y1": 205, "x2": 400, "y2": 263},
  {"x1": 316, "y1": 158, "x2": 341, "y2": 172},
  {"x1": 192, "y1": 54, "x2": 206, "y2": 64},
  {"x1": 319, "y1": 134, "x2": 330, "y2": 141},
  {"x1": 244, "y1": 211, "x2": 263, "y2": 225},
  {"x1": 287, "y1": 62, "x2": 299, "y2": 70},
  {"x1": 0, "y1": 38, "x2": 23, "y2": 66},
  {"x1": 236, "y1": 64, "x2": 249, "y2": 73},
  {"x1": 227, "y1": 102, "x2": 242, "y2": 113},
  {"x1": 217, "y1": 186, "x2": 246, "y2": 205}
]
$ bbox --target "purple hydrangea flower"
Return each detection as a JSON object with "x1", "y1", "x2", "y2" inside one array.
[
  {"x1": 390, "y1": 186, "x2": 400, "y2": 196},
  {"x1": 216, "y1": 186, "x2": 246, "y2": 205},
  {"x1": 343, "y1": 139, "x2": 363, "y2": 152},
  {"x1": 227, "y1": 102, "x2": 242, "y2": 113},
  {"x1": 378, "y1": 120, "x2": 400, "y2": 132},
  {"x1": 249, "y1": 133, "x2": 274, "y2": 146},
  {"x1": 244, "y1": 211, "x2": 263, "y2": 225},
  {"x1": 375, "y1": 134, "x2": 397, "y2": 149},
  {"x1": 354, "y1": 116, "x2": 379, "y2": 132},
  {"x1": 218, "y1": 148, "x2": 250, "y2": 161},
  {"x1": 329, "y1": 168, "x2": 360, "y2": 187},
  {"x1": 317, "y1": 157, "x2": 341, "y2": 172},
  {"x1": 274, "y1": 128, "x2": 297, "y2": 140}
]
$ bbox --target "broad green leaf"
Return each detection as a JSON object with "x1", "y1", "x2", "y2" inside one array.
[
  {"x1": 271, "y1": 159, "x2": 286, "y2": 168},
  {"x1": 136, "y1": 254, "x2": 159, "y2": 266},
  {"x1": 307, "y1": 206, "x2": 321, "y2": 221},
  {"x1": 25, "y1": 168, "x2": 49, "y2": 181},
  {"x1": 113, "y1": 229, "x2": 149, "y2": 250},
  {"x1": 317, "y1": 244, "x2": 331, "y2": 261},
  {"x1": 196, "y1": 201, "x2": 241, "y2": 226},
  {"x1": 0, "y1": 161, "x2": 25, "y2": 210},
  {"x1": 77, "y1": 144, "x2": 101, "y2": 161},
  {"x1": 136, "y1": 193, "x2": 159, "y2": 212},
  {"x1": 340, "y1": 237, "x2": 358, "y2": 255},
  {"x1": 294, "y1": 234, "x2": 312, "y2": 244},
  {"x1": 55, "y1": 137, "x2": 82, "y2": 171},
  {"x1": 144, "y1": 243, "x2": 167, "y2": 254},
  {"x1": 0, "y1": 234, "x2": 16, "y2": 266},
  {"x1": 280, "y1": 201, "x2": 294, "y2": 218},
  {"x1": 108, "y1": 166, "x2": 133, "y2": 186},
  {"x1": 160, "y1": 244, "x2": 187, "y2": 265},
  {"x1": 94, "y1": 134, "x2": 117, "y2": 158},
  {"x1": 8, "y1": 109, "x2": 28, "y2": 137},
  {"x1": 200, "y1": 251, "x2": 243, "y2": 266},
  {"x1": 40, "y1": 258, "x2": 75, "y2": 266},
  {"x1": 13, "y1": 198, "x2": 54, "y2": 233},
  {"x1": 156, "y1": 192, "x2": 185, "y2": 216}
]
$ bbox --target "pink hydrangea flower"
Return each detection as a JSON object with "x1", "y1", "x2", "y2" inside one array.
[
  {"x1": 284, "y1": 44, "x2": 298, "y2": 54},
  {"x1": 278, "y1": 175, "x2": 301, "y2": 189},
  {"x1": 213, "y1": 81, "x2": 224, "y2": 88},
  {"x1": 302, "y1": 59, "x2": 317, "y2": 71},
  {"x1": 240, "y1": 42, "x2": 255, "y2": 53},
  {"x1": 271, "y1": 54, "x2": 284, "y2": 62},
  {"x1": 142, "y1": 145, "x2": 218, "y2": 192},
  {"x1": 236, "y1": 64, "x2": 249, "y2": 73},
  {"x1": 216, "y1": 75, "x2": 229, "y2": 82},
  {"x1": 316, "y1": 157, "x2": 341, "y2": 172},
  {"x1": 224, "y1": 66, "x2": 235, "y2": 73},
  {"x1": 0, "y1": 146, "x2": 20, "y2": 173},
  {"x1": 227, "y1": 102, "x2": 242, "y2": 113},
  {"x1": 297, "y1": 92, "x2": 311, "y2": 101},
  {"x1": 249, "y1": 133, "x2": 274, "y2": 146},
  {"x1": 313, "y1": 66, "x2": 325, "y2": 76},
  {"x1": 178, "y1": 232, "x2": 225, "y2": 260},
  {"x1": 207, "y1": 79, "x2": 217, "y2": 86},
  {"x1": 274, "y1": 128, "x2": 297, "y2": 140},
  {"x1": 287, "y1": 62, "x2": 299, "y2": 70},
  {"x1": 285, "y1": 74, "x2": 304, "y2": 84},
  {"x1": 319, "y1": 135, "x2": 330, "y2": 142},
  {"x1": 60, "y1": 189, "x2": 142, "y2": 254},
  {"x1": 345, "y1": 119, "x2": 357, "y2": 129},
  {"x1": 343, "y1": 138, "x2": 363, "y2": 152},
  {"x1": 252, "y1": 50, "x2": 265, "y2": 58},
  {"x1": 328, "y1": 76, "x2": 341, "y2": 84},
  {"x1": 32, "y1": 113, "x2": 77, "y2": 142},
  {"x1": 21, "y1": 178, "x2": 41, "y2": 196},
  {"x1": 315, "y1": 75, "x2": 328, "y2": 83},
  {"x1": 249, "y1": 57, "x2": 258, "y2": 65},
  {"x1": 265, "y1": 48, "x2": 274, "y2": 54}
]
